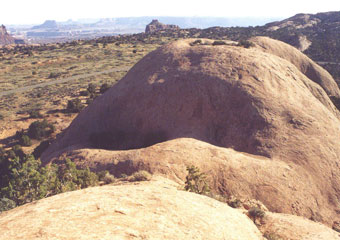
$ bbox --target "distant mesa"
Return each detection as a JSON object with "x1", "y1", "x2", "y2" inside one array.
[
  {"x1": 32, "y1": 20, "x2": 58, "y2": 29},
  {"x1": 0, "y1": 25, "x2": 15, "y2": 45},
  {"x1": 145, "y1": 19, "x2": 180, "y2": 33}
]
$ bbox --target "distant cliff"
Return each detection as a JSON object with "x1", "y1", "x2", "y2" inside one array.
[
  {"x1": 145, "y1": 19, "x2": 180, "y2": 33},
  {"x1": 0, "y1": 25, "x2": 15, "y2": 45},
  {"x1": 32, "y1": 20, "x2": 58, "y2": 29}
]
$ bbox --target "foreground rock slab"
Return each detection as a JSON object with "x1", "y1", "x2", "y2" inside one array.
[{"x1": 0, "y1": 177, "x2": 263, "y2": 240}]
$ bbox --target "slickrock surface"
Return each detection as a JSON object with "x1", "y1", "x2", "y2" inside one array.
[
  {"x1": 260, "y1": 212, "x2": 340, "y2": 240},
  {"x1": 0, "y1": 177, "x2": 264, "y2": 240}
]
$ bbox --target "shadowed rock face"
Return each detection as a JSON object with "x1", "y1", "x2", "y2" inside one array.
[
  {"x1": 0, "y1": 25, "x2": 15, "y2": 45},
  {"x1": 42, "y1": 37, "x2": 340, "y2": 225}
]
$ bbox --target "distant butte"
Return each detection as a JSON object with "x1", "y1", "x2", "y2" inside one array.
[{"x1": 145, "y1": 19, "x2": 180, "y2": 33}]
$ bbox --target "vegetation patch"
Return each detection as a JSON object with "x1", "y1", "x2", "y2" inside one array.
[
  {"x1": 27, "y1": 120, "x2": 55, "y2": 140},
  {"x1": 128, "y1": 170, "x2": 152, "y2": 182},
  {"x1": 238, "y1": 40, "x2": 255, "y2": 48},
  {"x1": 184, "y1": 165, "x2": 210, "y2": 195},
  {"x1": 66, "y1": 99, "x2": 84, "y2": 113},
  {"x1": 0, "y1": 147, "x2": 98, "y2": 213},
  {"x1": 212, "y1": 40, "x2": 227, "y2": 46},
  {"x1": 248, "y1": 206, "x2": 266, "y2": 224},
  {"x1": 263, "y1": 232, "x2": 283, "y2": 240},
  {"x1": 28, "y1": 109, "x2": 43, "y2": 119}
]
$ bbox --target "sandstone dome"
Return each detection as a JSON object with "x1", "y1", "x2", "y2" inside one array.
[
  {"x1": 1, "y1": 177, "x2": 339, "y2": 240},
  {"x1": 42, "y1": 37, "x2": 340, "y2": 225}
]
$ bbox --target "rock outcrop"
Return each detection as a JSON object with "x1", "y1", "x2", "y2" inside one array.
[
  {"x1": 260, "y1": 212, "x2": 340, "y2": 240},
  {"x1": 251, "y1": 36, "x2": 340, "y2": 97},
  {"x1": 0, "y1": 177, "x2": 264, "y2": 240},
  {"x1": 42, "y1": 37, "x2": 340, "y2": 225},
  {"x1": 0, "y1": 25, "x2": 15, "y2": 45},
  {"x1": 1, "y1": 177, "x2": 339, "y2": 240},
  {"x1": 145, "y1": 19, "x2": 180, "y2": 33}
]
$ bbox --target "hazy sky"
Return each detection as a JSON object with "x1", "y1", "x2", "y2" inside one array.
[{"x1": 2, "y1": 0, "x2": 340, "y2": 24}]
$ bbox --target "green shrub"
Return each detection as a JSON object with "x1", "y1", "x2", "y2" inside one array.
[
  {"x1": 28, "y1": 109, "x2": 43, "y2": 118},
  {"x1": 129, "y1": 170, "x2": 152, "y2": 182},
  {"x1": 79, "y1": 90, "x2": 90, "y2": 96},
  {"x1": 238, "y1": 40, "x2": 254, "y2": 48},
  {"x1": 229, "y1": 198, "x2": 241, "y2": 208},
  {"x1": 48, "y1": 72, "x2": 61, "y2": 79},
  {"x1": 0, "y1": 153, "x2": 99, "y2": 210},
  {"x1": 190, "y1": 39, "x2": 202, "y2": 46},
  {"x1": 27, "y1": 120, "x2": 55, "y2": 140},
  {"x1": 184, "y1": 165, "x2": 210, "y2": 195},
  {"x1": 9, "y1": 145, "x2": 25, "y2": 159},
  {"x1": 66, "y1": 99, "x2": 84, "y2": 113},
  {"x1": 0, "y1": 198, "x2": 16, "y2": 213},
  {"x1": 263, "y1": 232, "x2": 282, "y2": 240},
  {"x1": 56, "y1": 159, "x2": 98, "y2": 192},
  {"x1": 87, "y1": 83, "x2": 97, "y2": 94},
  {"x1": 19, "y1": 135, "x2": 32, "y2": 146},
  {"x1": 212, "y1": 40, "x2": 227, "y2": 46},
  {"x1": 100, "y1": 83, "x2": 111, "y2": 93},
  {"x1": 248, "y1": 206, "x2": 265, "y2": 224},
  {"x1": 98, "y1": 171, "x2": 116, "y2": 184}
]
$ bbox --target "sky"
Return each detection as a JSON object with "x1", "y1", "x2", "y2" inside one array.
[{"x1": 1, "y1": 0, "x2": 340, "y2": 25}]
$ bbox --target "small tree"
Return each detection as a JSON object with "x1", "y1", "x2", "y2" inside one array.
[
  {"x1": 129, "y1": 170, "x2": 152, "y2": 182},
  {"x1": 212, "y1": 40, "x2": 227, "y2": 46},
  {"x1": 19, "y1": 135, "x2": 32, "y2": 146},
  {"x1": 184, "y1": 165, "x2": 210, "y2": 195},
  {"x1": 87, "y1": 83, "x2": 97, "y2": 94},
  {"x1": 248, "y1": 207, "x2": 265, "y2": 224},
  {"x1": 27, "y1": 120, "x2": 55, "y2": 140},
  {"x1": 66, "y1": 99, "x2": 84, "y2": 113},
  {"x1": 238, "y1": 40, "x2": 254, "y2": 48},
  {"x1": 100, "y1": 83, "x2": 110, "y2": 93},
  {"x1": 0, "y1": 198, "x2": 16, "y2": 213},
  {"x1": 28, "y1": 109, "x2": 43, "y2": 119}
]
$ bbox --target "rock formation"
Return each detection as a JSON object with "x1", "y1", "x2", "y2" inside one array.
[
  {"x1": 0, "y1": 25, "x2": 15, "y2": 45},
  {"x1": 1, "y1": 177, "x2": 339, "y2": 240},
  {"x1": 145, "y1": 19, "x2": 180, "y2": 33},
  {"x1": 0, "y1": 177, "x2": 264, "y2": 240},
  {"x1": 32, "y1": 20, "x2": 58, "y2": 29},
  {"x1": 42, "y1": 37, "x2": 340, "y2": 225}
]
